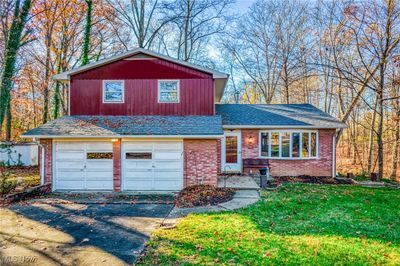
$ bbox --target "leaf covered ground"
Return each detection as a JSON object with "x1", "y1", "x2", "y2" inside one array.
[
  {"x1": 138, "y1": 184, "x2": 400, "y2": 265},
  {"x1": 174, "y1": 185, "x2": 235, "y2": 208}
]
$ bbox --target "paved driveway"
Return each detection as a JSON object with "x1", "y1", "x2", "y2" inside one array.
[{"x1": 0, "y1": 197, "x2": 173, "y2": 265}]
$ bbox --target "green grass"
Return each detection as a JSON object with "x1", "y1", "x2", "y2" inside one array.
[{"x1": 138, "y1": 184, "x2": 400, "y2": 265}]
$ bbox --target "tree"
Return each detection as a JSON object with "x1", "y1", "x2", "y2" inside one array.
[
  {"x1": 0, "y1": 0, "x2": 32, "y2": 140},
  {"x1": 82, "y1": 0, "x2": 93, "y2": 65},
  {"x1": 106, "y1": 0, "x2": 171, "y2": 49}
]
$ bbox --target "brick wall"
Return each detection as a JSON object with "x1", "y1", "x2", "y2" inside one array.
[
  {"x1": 184, "y1": 139, "x2": 218, "y2": 186},
  {"x1": 113, "y1": 140, "x2": 121, "y2": 192},
  {"x1": 39, "y1": 139, "x2": 52, "y2": 185},
  {"x1": 241, "y1": 129, "x2": 335, "y2": 177}
]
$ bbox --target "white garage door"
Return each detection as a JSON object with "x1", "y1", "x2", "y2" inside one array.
[
  {"x1": 54, "y1": 142, "x2": 113, "y2": 190},
  {"x1": 122, "y1": 141, "x2": 183, "y2": 191}
]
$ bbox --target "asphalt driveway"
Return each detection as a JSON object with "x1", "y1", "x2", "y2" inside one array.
[{"x1": 0, "y1": 196, "x2": 174, "y2": 265}]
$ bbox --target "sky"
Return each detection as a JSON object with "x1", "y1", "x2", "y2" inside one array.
[{"x1": 235, "y1": 0, "x2": 256, "y2": 12}]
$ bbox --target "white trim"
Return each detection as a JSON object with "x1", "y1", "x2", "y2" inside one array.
[
  {"x1": 67, "y1": 82, "x2": 71, "y2": 116},
  {"x1": 332, "y1": 134, "x2": 336, "y2": 177},
  {"x1": 223, "y1": 125, "x2": 347, "y2": 129},
  {"x1": 22, "y1": 135, "x2": 223, "y2": 139},
  {"x1": 157, "y1": 80, "x2": 180, "y2": 103},
  {"x1": 221, "y1": 131, "x2": 242, "y2": 173},
  {"x1": 102, "y1": 80, "x2": 125, "y2": 103},
  {"x1": 259, "y1": 130, "x2": 319, "y2": 160}
]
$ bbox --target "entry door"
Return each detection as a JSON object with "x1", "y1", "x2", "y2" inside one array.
[{"x1": 222, "y1": 132, "x2": 242, "y2": 172}]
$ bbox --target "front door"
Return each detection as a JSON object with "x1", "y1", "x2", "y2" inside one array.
[{"x1": 222, "y1": 131, "x2": 242, "y2": 173}]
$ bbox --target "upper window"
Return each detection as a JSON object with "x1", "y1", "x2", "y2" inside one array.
[
  {"x1": 259, "y1": 131, "x2": 318, "y2": 159},
  {"x1": 158, "y1": 80, "x2": 179, "y2": 103},
  {"x1": 103, "y1": 80, "x2": 124, "y2": 103}
]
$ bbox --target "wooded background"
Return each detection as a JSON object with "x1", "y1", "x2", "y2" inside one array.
[{"x1": 1, "y1": 0, "x2": 399, "y2": 180}]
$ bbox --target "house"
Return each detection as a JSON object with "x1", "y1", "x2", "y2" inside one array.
[{"x1": 22, "y1": 48, "x2": 346, "y2": 192}]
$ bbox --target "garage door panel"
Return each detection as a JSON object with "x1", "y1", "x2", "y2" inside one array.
[
  {"x1": 56, "y1": 151, "x2": 85, "y2": 160},
  {"x1": 55, "y1": 142, "x2": 113, "y2": 191},
  {"x1": 125, "y1": 180, "x2": 153, "y2": 190},
  {"x1": 56, "y1": 180, "x2": 85, "y2": 190},
  {"x1": 86, "y1": 181, "x2": 113, "y2": 190},
  {"x1": 153, "y1": 152, "x2": 181, "y2": 160},
  {"x1": 124, "y1": 161, "x2": 152, "y2": 169},
  {"x1": 56, "y1": 161, "x2": 85, "y2": 170},
  {"x1": 125, "y1": 169, "x2": 152, "y2": 179},
  {"x1": 56, "y1": 143, "x2": 85, "y2": 151},
  {"x1": 154, "y1": 142, "x2": 182, "y2": 150},
  {"x1": 86, "y1": 142, "x2": 113, "y2": 151},
  {"x1": 86, "y1": 160, "x2": 113, "y2": 171},
  {"x1": 123, "y1": 141, "x2": 182, "y2": 191},
  {"x1": 56, "y1": 171, "x2": 85, "y2": 180},
  {"x1": 86, "y1": 171, "x2": 112, "y2": 180},
  {"x1": 155, "y1": 160, "x2": 181, "y2": 169},
  {"x1": 124, "y1": 142, "x2": 152, "y2": 150}
]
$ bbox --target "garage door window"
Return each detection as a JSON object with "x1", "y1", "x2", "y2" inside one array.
[
  {"x1": 87, "y1": 152, "x2": 113, "y2": 159},
  {"x1": 126, "y1": 152, "x2": 152, "y2": 159}
]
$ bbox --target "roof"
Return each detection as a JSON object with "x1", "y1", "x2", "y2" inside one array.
[
  {"x1": 22, "y1": 116, "x2": 224, "y2": 138},
  {"x1": 53, "y1": 48, "x2": 229, "y2": 102},
  {"x1": 216, "y1": 104, "x2": 347, "y2": 129}
]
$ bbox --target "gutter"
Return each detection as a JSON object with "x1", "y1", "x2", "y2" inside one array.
[
  {"x1": 22, "y1": 134, "x2": 224, "y2": 139},
  {"x1": 33, "y1": 138, "x2": 45, "y2": 186},
  {"x1": 223, "y1": 125, "x2": 347, "y2": 129}
]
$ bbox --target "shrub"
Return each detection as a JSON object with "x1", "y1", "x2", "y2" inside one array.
[
  {"x1": 0, "y1": 171, "x2": 17, "y2": 195},
  {"x1": 175, "y1": 184, "x2": 235, "y2": 208}
]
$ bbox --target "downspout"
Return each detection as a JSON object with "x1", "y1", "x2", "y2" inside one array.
[
  {"x1": 34, "y1": 138, "x2": 45, "y2": 185},
  {"x1": 332, "y1": 133, "x2": 336, "y2": 178}
]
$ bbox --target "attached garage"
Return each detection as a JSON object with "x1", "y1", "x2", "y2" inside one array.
[
  {"x1": 54, "y1": 141, "x2": 114, "y2": 190},
  {"x1": 122, "y1": 141, "x2": 183, "y2": 191}
]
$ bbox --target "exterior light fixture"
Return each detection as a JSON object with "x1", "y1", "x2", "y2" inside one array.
[{"x1": 111, "y1": 138, "x2": 119, "y2": 142}]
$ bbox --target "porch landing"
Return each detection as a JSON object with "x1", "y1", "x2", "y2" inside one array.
[{"x1": 217, "y1": 175, "x2": 260, "y2": 190}]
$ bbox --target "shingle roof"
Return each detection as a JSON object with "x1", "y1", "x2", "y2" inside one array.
[
  {"x1": 22, "y1": 116, "x2": 224, "y2": 137},
  {"x1": 216, "y1": 104, "x2": 346, "y2": 129}
]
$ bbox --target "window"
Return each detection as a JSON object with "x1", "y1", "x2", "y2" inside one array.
[
  {"x1": 260, "y1": 132, "x2": 269, "y2": 157},
  {"x1": 158, "y1": 80, "x2": 179, "y2": 103},
  {"x1": 125, "y1": 152, "x2": 152, "y2": 159},
  {"x1": 225, "y1": 136, "x2": 238, "y2": 163},
  {"x1": 259, "y1": 131, "x2": 318, "y2": 159},
  {"x1": 87, "y1": 152, "x2": 113, "y2": 159},
  {"x1": 103, "y1": 80, "x2": 124, "y2": 103}
]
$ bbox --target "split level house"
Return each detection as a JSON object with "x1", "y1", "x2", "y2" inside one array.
[{"x1": 22, "y1": 48, "x2": 346, "y2": 192}]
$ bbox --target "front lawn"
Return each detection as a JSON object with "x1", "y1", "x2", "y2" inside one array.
[{"x1": 138, "y1": 185, "x2": 400, "y2": 265}]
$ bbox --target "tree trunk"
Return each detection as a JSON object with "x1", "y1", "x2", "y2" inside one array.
[
  {"x1": 82, "y1": 0, "x2": 92, "y2": 65},
  {"x1": 390, "y1": 118, "x2": 399, "y2": 180},
  {"x1": 0, "y1": 0, "x2": 32, "y2": 133},
  {"x1": 367, "y1": 95, "x2": 378, "y2": 174},
  {"x1": 5, "y1": 100, "x2": 11, "y2": 141},
  {"x1": 376, "y1": 63, "x2": 385, "y2": 180}
]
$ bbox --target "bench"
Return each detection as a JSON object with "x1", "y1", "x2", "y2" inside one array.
[{"x1": 242, "y1": 158, "x2": 270, "y2": 170}]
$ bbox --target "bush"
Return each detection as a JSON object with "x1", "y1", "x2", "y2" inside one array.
[
  {"x1": 0, "y1": 171, "x2": 17, "y2": 195},
  {"x1": 175, "y1": 184, "x2": 235, "y2": 208}
]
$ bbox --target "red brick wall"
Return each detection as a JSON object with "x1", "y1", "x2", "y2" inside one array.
[
  {"x1": 241, "y1": 129, "x2": 259, "y2": 159},
  {"x1": 113, "y1": 140, "x2": 121, "y2": 192},
  {"x1": 39, "y1": 139, "x2": 52, "y2": 185},
  {"x1": 241, "y1": 129, "x2": 335, "y2": 177},
  {"x1": 184, "y1": 139, "x2": 218, "y2": 186}
]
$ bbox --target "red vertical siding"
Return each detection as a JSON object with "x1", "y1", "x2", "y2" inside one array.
[{"x1": 70, "y1": 57, "x2": 215, "y2": 116}]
